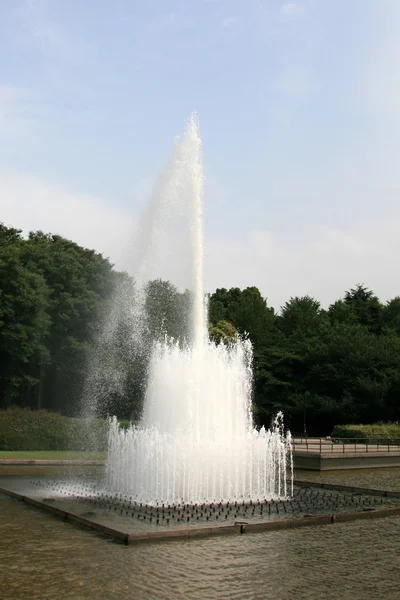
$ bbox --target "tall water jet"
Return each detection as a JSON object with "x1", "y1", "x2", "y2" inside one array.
[
  {"x1": 185, "y1": 114, "x2": 206, "y2": 346},
  {"x1": 105, "y1": 115, "x2": 292, "y2": 505}
]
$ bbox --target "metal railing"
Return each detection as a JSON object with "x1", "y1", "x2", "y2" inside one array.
[{"x1": 293, "y1": 437, "x2": 400, "y2": 454}]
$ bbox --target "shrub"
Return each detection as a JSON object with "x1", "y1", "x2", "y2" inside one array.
[
  {"x1": 0, "y1": 407, "x2": 108, "y2": 451},
  {"x1": 332, "y1": 423, "x2": 400, "y2": 442}
]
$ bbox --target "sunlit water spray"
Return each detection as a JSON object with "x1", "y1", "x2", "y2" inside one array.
[{"x1": 105, "y1": 115, "x2": 292, "y2": 505}]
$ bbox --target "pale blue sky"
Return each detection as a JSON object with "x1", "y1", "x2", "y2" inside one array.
[{"x1": 1, "y1": 0, "x2": 400, "y2": 308}]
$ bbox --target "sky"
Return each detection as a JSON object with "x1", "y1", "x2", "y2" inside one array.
[{"x1": 1, "y1": 0, "x2": 400, "y2": 310}]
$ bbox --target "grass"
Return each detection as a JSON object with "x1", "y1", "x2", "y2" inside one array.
[{"x1": 0, "y1": 450, "x2": 106, "y2": 460}]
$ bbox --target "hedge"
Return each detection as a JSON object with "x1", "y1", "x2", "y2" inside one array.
[
  {"x1": 0, "y1": 408, "x2": 109, "y2": 451},
  {"x1": 332, "y1": 423, "x2": 400, "y2": 442}
]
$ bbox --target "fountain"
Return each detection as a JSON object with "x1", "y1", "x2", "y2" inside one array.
[
  {"x1": 3, "y1": 116, "x2": 399, "y2": 548},
  {"x1": 104, "y1": 114, "x2": 293, "y2": 505}
]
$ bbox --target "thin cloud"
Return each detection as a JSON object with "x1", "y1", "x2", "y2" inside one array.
[
  {"x1": 280, "y1": 3, "x2": 305, "y2": 16},
  {"x1": 2, "y1": 171, "x2": 400, "y2": 311},
  {"x1": 221, "y1": 16, "x2": 238, "y2": 27},
  {"x1": 358, "y1": 7, "x2": 400, "y2": 122},
  {"x1": 16, "y1": 1, "x2": 79, "y2": 65},
  {"x1": 14, "y1": 0, "x2": 100, "y2": 73},
  {"x1": 0, "y1": 172, "x2": 134, "y2": 269},
  {"x1": 205, "y1": 220, "x2": 400, "y2": 311},
  {"x1": 0, "y1": 86, "x2": 42, "y2": 143},
  {"x1": 273, "y1": 64, "x2": 312, "y2": 97}
]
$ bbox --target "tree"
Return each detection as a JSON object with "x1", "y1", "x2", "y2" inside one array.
[
  {"x1": 209, "y1": 320, "x2": 238, "y2": 344},
  {"x1": 19, "y1": 231, "x2": 115, "y2": 414},
  {"x1": 279, "y1": 296, "x2": 328, "y2": 337},
  {"x1": 2, "y1": 217, "x2": 400, "y2": 433},
  {"x1": 208, "y1": 288, "x2": 242, "y2": 326},
  {"x1": 144, "y1": 279, "x2": 192, "y2": 344},
  {"x1": 209, "y1": 286, "x2": 275, "y2": 345},
  {"x1": 328, "y1": 299, "x2": 358, "y2": 325},
  {"x1": 343, "y1": 284, "x2": 383, "y2": 334},
  {"x1": 382, "y1": 297, "x2": 400, "y2": 334},
  {"x1": 306, "y1": 322, "x2": 400, "y2": 425},
  {"x1": 0, "y1": 225, "x2": 50, "y2": 407}
]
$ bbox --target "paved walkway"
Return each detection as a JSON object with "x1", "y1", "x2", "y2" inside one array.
[{"x1": 0, "y1": 459, "x2": 104, "y2": 466}]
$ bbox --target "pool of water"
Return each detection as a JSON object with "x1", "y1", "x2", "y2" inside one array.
[
  {"x1": 1, "y1": 492, "x2": 399, "y2": 600},
  {"x1": 295, "y1": 467, "x2": 400, "y2": 491},
  {"x1": 1, "y1": 465, "x2": 400, "y2": 599}
]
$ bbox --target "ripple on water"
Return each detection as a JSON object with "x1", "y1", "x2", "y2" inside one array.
[
  {"x1": 295, "y1": 467, "x2": 400, "y2": 491},
  {"x1": 1, "y1": 493, "x2": 400, "y2": 600}
]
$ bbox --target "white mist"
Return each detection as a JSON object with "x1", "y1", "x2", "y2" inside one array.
[{"x1": 105, "y1": 115, "x2": 292, "y2": 504}]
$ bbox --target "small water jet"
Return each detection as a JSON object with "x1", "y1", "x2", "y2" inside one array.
[{"x1": 103, "y1": 114, "x2": 293, "y2": 505}]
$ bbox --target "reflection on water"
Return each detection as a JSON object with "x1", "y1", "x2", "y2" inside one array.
[
  {"x1": 1, "y1": 492, "x2": 399, "y2": 600},
  {"x1": 295, "y1": 467, "x2": 400, "y2": 491}
]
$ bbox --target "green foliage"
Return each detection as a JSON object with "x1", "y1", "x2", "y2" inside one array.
[
  {"x1": 344, "y1": 284, "x2": 383, "y2": 334},
  {"x1": 209, "y1": 284, "x2": 400, "y2": 434},
  {"x1": 0, "y1": 224, "x2": 115, "y2": 413},
  {"x1": 382, "y1": 297, "x2": 400, "y2": 334},
  {"x1": 0, "y1": 226, "x2": 50, "y2": 404},
  {"x1": 2, "y1": 219, "x2": 400, "y2": 436},
  {"x1": 144, "y1": 279, "x2": 192, "y2": 343},
  {"x1": 0, "y1": 408, "x2": 108, "y2": 451},
  {"x1": 279, "y1": 296, "x2": 327, "y2": 337},
  {"x1": 22, "y1": 231, "x2": 116, "y2": 414},
  {"x1": 209, "y1": 287, "x2": 275, "y2": 346},
  {"x1": 331, "y1": 423, "x2": 400, "y2": 441},
  {"x1": 209, "y1": 320, "x2": 238, "y2": 343}
]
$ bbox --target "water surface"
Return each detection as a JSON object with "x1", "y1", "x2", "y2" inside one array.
[
  {"x1": 295, "y1": 467, "x2": 400, "y2": 491},
  {"x1": 1, "y1": 492, "x2": 399, "y2": 600},
  {"x1": 2, "y1": 466, "x2": 400, "y2": 599}
]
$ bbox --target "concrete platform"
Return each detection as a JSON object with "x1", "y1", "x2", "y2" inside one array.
[
  {"x1": 1, "y1": 477, "x2": 399, "y2": 545},
  {"x1": 294, "y1": 450, "x2": 400, "y2": 470}
]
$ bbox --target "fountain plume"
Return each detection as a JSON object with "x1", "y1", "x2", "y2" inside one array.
[{"x1": 104, "y1": 114, "x2": 292, "y2": 504}]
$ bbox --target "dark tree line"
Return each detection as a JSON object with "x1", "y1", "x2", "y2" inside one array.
[
  {"x1": 0, "y1": 224, "x2": 116, "y2": 413},
  {"x1": 1, "y1": 223, "x2": 399, "y2": 433},
  {"x1": 0, "y1": 224, "x2": 192, "y2": 419},
  {"x1": 209, "y1": 286, "x2": 400, "y2": 434}
]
